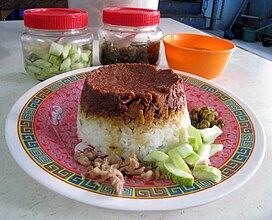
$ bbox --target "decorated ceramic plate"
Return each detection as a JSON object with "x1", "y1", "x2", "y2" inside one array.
[{"x1": 5, "y1": 67, "x2": 266, "y2": 211}]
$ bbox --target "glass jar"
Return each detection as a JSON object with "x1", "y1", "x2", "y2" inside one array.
[
  {"x1": 21, "y1": 8, "x2": 93, "y2": 81},
  {"x1": 98, "y1": 8, "x2": 163, "y2": 65}
]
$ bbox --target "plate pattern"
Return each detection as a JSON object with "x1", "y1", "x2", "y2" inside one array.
[{"x1": 18, "y1": 72, "x2": 255, "y2": 198}]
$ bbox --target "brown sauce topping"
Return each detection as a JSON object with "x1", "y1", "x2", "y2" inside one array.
[{"x1": 80, "y1": 64, "x2": 186, "y2": 120}]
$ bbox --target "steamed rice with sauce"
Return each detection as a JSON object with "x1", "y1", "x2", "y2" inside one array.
[
  {"x1": 77, "y1": 64, "x2": 190, "y2": 160},
  {"x1": 77, "y1": 106, "x2": 190, "y2": 160}
]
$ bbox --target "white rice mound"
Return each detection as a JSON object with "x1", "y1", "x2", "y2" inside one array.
[{"x1": 77, "y1": 107, "x2": 190, "y2": 160}]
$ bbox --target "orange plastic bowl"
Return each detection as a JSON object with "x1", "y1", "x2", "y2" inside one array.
[{"x1": 162, "y1": 33, "x2": 235, "y2": 79}]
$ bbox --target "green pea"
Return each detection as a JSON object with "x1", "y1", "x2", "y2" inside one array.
[
  {"x1": 189, "y1": 106, "x2": 225, "y2": 129},
  {"x1": 217, "y1": 118, "x2": 226, "y2": 127},
  {"x1": 205, "y1": 113, "x2": 215, "y2": 121},
  {"x1": 210, "y1": 120, "x2": 217, "y2": 127},
  {"x1": 209, "y1": 107, "x2": 215, "y2": 112},
  {"x1": 191, "y1": 107, "x2": 200, "y2": 115},
  {"x1": 192, "y1": 112, "x2": 199, "y2": 121},
  {"x1": 201, "y1": 109, "x2": 209, "y2": 119},
  {"x1": 198, "y1": 123, "x2": 208, "y2": 129},
  {"x1": 201, "y1": 106, "x2": 209, "y2": 111},
  {"x1": 201, "y1": 120, "x2": 210, "y2": 127},
  {"x1": 191, "y1": 121, "x2": 198, "y2": 128},
  {"x1": 217, "y1": 118, "x2": 225, "y2": 123}
]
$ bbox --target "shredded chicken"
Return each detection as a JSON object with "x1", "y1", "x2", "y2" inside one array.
[
  {"x1": 93, "y1": 157, "x2": 104, "y2": 168},
  {"x1": 74, "y1": 153, "x2": 91, "y2": 166},
  {"x1": 134, "y1": 170, "x2": 154, "y2": 181},
  {"x1": 74, "y1": 148, "x2": 167, "y2": 194}
]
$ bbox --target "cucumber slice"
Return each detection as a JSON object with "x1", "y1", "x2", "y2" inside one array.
[
  {"x1": 188, "y1": 136, "x2": 197, "y2": 145},
  {"x1": 173, "y1": 143, "x2": 200, "y2": 166},
  {"x1": 144, "y1": 151, "x2": 169, "y2": 162},
  {"x1": 25, "y1": 67, "x2": 36, "y2": 78},
  {"x1": 24, "y1": 58, "x2": 33, "y2": 65},
  {"x1": 69, "y1": 44, "x2": 78, "y2": 55},
  {"x1": 175, "y1": 143, "x2": 194, "y2": 158},
  {"x1": 155, "y1": 161, "x2": 165, "y2": 171},
  {"x1": 48, "y1": 55, "x2": 62, "y2": 66},
  {"x1": 70, "y1": 53, "x2": 81, "y2": 63},
  {"x1": 188, "y1": 125, "x2": 202, "y2": 148},
  {"x1": 37, "y1": 66, "x2": 60, "y2": 80},
  {"x1": 193, "y1": 165, "x2": 221, "y2": 183},
  {"x1": 33, "y1": 50, "x2": 50, "y2": 61},
  {"x1": 26, "y1": 64, "x2": 42, "y2": 74},
  {"x1": 80, "y1": 52, "x2": 90, "y2": 62},
  {"x1": 60, "y1": 67, "x2": 71, "y2": 72},
  {"x1": 35, "y1": 71, "x2": 50, "y2": 80},
  {"x1": 33, "y1": 59, "x2": 52, "y2": 68},
  {"x1": 62, "y1": 44, "x2": 72, "y2": 59},
  {"x1": 35, "y1": 74, "x2": 45, "y2": 81},
  {"x1": 179, "y1": 127, "x2": 189, "y2": 144},
  {"x1": 184, "y1": 152, "x2": 200, "y2": 166},
  {"x1": 198, "y1": 125, "x2": 223, "y2": 143},
  {"x1": 27, "y1": 53, "x2": 41, "y2": 62},
  {"x1": 24, "y1": 41, "x2": 92, "y2": 81},
  {"x1": 188, "y1": 136, "x2": 199, "y2": 153},
  {"x1": 167, "y1": 148, "x2": 191, "y2": 174},
  {"x1": 164, "y1": 161, "x2": 194, "y2": 186},
  {"x1": 71, "y1": 63, "x2": 85, "y2": 70},
  {"x1": 210, "y1": 144, "x2": 224, "y2": 157},
  {"x1": 60, "y1": 57, "x2": 71, "y2": 71},
  {"x1": 30, "y1": 48, "x2": 50, "y2": 62},
  {"x1": 49, "y1": 42, "x2": 64, "y2": 56},
  {"x1": 197, "y1": 144, "x2": 211, "y2": 165},
  {"x1": 198, "y1": 144, "x2": 211, "y2": 159},
  {"x1": 41, "y1": 65, "x2": 59, "y2": 75}
]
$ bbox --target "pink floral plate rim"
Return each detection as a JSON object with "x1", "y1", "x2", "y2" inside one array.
[{"x1": 5, "y1": 67, "x2": 266, "y2": 211}]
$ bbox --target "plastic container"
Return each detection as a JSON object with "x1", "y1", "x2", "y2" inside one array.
[
  {"x1": 21, "y1": 8, "x2": 93, "y2": 81},
  {"x1": 243, "y1": 27, "x2": 258, "y2": 42},
  {"x1": 163, "y1": 33, "x2": 235, "y2": 80},
  {"x1": 98, "y1": 7, "x2": 163, "y2": 65},
  {"x1": 68, "y1": 0, "x2": 159, "y2": 36}
]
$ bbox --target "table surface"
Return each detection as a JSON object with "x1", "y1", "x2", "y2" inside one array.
[{"x1": 0, "y1": 19, "x2": 271, "y2": 220}]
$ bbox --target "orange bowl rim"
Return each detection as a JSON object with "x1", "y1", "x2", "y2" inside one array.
[{"x1": 162, "y1": 33, "x2": 236, "y2": 54}]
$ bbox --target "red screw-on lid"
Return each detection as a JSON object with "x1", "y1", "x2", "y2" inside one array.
[
  {"x1": 24, "y1": 8, "x2": 88, "y2": 30},
  {"x1": 102, "y1": 7, "x2": 160, "y2": 27}
]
